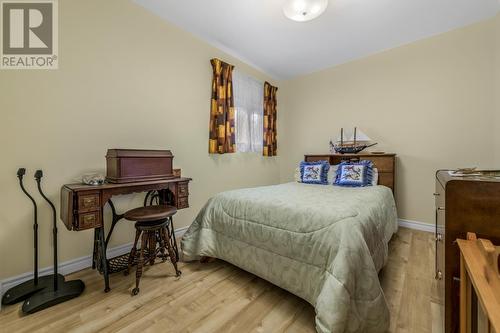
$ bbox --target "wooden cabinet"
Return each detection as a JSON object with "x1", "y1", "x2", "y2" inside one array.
[{"x1": 435, "y1": 171, "x2": 500, "y2": 333}]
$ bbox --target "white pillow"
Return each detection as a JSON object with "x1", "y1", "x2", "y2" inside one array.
[{"x1": 295, "y1": 165, "x2": 378, "y2": 185}]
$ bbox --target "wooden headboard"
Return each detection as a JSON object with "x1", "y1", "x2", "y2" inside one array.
[{"x1": 304, "y1": 153, "x2": 396, "y2": 193}]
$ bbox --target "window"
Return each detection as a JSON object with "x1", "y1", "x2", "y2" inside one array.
[{"x1": 233, "y1": 70, "x2": 264, "y2": 153}]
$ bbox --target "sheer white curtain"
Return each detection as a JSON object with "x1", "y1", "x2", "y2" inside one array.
[{"x1": 233, "y1": 70, "x2": 264, "y2": 153}]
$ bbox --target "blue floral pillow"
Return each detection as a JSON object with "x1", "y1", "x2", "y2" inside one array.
[
  {"x1": 300, "y1": 161, "x2": 330, "y2": 185},
  {"x1": 335, "y1": 160, "x2": 374, "y2": 187}
]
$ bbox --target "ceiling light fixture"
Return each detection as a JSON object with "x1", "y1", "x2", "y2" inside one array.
[{"x1": 283, "y1": 0, "x2": 328, "y2": 22}]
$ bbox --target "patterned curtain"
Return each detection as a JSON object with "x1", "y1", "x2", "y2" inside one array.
[
  {"x1": 209, "y1": 58, "x2": 236, "y2": 154},
  {"x1": 263, "y1": 82, "x2": 278, "y2": 156}
]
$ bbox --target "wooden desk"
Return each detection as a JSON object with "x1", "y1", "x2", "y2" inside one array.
[{"x1": 60, "y1": 177, "x2": 192, "y2": 292}]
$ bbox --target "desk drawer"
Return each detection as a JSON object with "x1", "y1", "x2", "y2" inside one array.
[
  {"x1": 77, "y1": 211, "x2": 101, "y2": 230},
  {"x1": 178, "y1": 182, "x2": 189, "y2": 197},
  {"x1": 77, "y1": 192, "x2": 100, "y2": 212},
  {"x1": 177, "y1": 196, "x2": 189, "y2": 209}
]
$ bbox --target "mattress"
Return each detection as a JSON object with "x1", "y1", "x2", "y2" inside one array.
[{"x1": 181, "y1": 182, "x2": 398, "y2": 333}]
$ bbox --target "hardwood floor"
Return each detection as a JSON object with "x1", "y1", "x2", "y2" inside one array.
[
  {"x1": 0, "y1": 228, "x2": 442, "y2": 333},
  {"x1": 379, "y1": 228, "x2": 443, "y2": 333}
]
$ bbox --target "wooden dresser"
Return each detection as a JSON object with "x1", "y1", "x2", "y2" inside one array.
[
  {"x1": 435, "y1": 171, "x2": 500, "y2": 333},
  {"x1": 304, "y1": 153, "x2": 396, "y2": 193}
]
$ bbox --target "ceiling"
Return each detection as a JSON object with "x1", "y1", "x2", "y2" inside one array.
[{"x1": 134, "y1": 0, "x2": 499, "y2": 79}]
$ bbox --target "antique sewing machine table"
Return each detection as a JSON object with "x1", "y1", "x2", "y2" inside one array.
[{"x1": 60, "y1": 177, "x2": 192, "y2": 292}]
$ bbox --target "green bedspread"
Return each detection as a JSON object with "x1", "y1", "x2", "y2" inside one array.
[{"x1": 181, "y1": 182, "x2": 398, "y2": 333}]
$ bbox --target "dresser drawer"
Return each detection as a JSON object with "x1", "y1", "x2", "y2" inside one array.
[
  {"x1": 77, "y1": 192, "x2": 100, "y2": 213},
  {"x1": 377, "y1": 172, "x2": 394, "y2": 190},
  {"x1": 304, "y1": 155, "x2": 330, "y2": 163},
  {"x1": 177, "y1": 196, "x2": 189, "y2": 209},
  {"x1": 77, "y1": 211, "x2": 101, "y2": 230},
  {"x1": 178, "y1": 182, "x2": 189, "y2": 197},
  {"x1": 369, "y1": 157, "x2": 394, "y2": 173}
]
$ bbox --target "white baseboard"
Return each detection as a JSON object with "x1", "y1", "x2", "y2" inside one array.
[
  {"x1": 0, "y1": 226, "x2": 188, "y2": 298},
  {"x1": 398, "y1": 219, "x2": 434, "y2": 233}
]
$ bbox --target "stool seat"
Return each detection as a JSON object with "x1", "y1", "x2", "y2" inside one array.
[
  {"x1": 135, "y1": 219, "x2": 169, "y2": 231},
  {"x1": 124, "y1": 205, "x2": 177, "y2": 222}
]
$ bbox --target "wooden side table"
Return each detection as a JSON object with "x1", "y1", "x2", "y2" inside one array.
[{"x1": 457, "y1": 233, "x2": 500, "y2": 333}]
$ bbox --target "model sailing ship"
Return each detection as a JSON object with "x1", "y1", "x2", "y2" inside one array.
[{"x1": 329, "y1": 127, "x2": 377, "y2": 154}]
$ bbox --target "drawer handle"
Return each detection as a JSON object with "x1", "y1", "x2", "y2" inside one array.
[
  {"x1": 436, "y1": 233, "x2": 443, "y2": 242},
  {"x1": 437, "y1": 207, "x2": 445, "y2": 211},
  {"x1": 433, "y1": 193, "x2": 440, "y2": 196},
  {"x1": 84, "y1": 215, "x2": 95, "y2": 223},
  {"x1": 83, "y1": 197, "x2": 95, "y2": 206},
  {"x1": 435, "y1": 270, "x2": 443, "y2": 280}
]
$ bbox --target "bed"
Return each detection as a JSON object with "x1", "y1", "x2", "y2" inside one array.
[{"x1": 181, "y1": 157, "x2": 398, "y2": 333}]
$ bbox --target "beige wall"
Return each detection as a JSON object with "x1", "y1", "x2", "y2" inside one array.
[
  {"x1": 279, "y1": 17, "x2": 498, "y2": 225},
  {"x1": 0, "y1": 0, "x2": 280, "y2": 279}
]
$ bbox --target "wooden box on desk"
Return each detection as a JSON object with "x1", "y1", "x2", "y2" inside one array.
[{"x1": 106, "y1": 149, "x2": 174, "y2": 183}]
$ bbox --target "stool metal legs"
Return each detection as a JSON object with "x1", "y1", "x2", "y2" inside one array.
[{"x1": 168, "y1": 218, "x2": 179, "y2": 262}]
